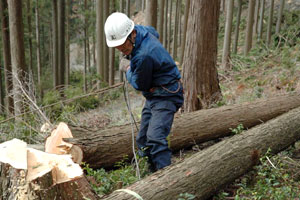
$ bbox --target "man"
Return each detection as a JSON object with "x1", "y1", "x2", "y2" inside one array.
[{"x1": 104, "y1": 12, "x2": 183, "y2": 172}]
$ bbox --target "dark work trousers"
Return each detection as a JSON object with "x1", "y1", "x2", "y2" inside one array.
[{"x1": 136, "y1": 95, "x2": 183, "y2": 170}]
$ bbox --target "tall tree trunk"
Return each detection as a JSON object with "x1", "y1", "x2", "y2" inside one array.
[
  {"x1": 0, "y1": 0, "x2": 14, "y2": 115},
  {"x1": 0, "y1": 59, "x2": 4, "y2": 114},
  {"x1": 145, "y1": 0, "x2": 157, "y2": 29},
  {"x1": 8, "y1": 0, "x2": 27, "y2": 118},
  {"x1": 163, "y1": 0, "x2": 168, "y2": 48},
  {"x1": 142, "y1": 0, "x2": 145, "y2": 11},
  {"x1": 257, "y1": 0, "x2": 265, "y2": 41},
  {"x1": 52, "y1": 0, "x2": 59, "y2": 89},
  {"x1": 109, "y1": 47, "x2": 115, "y2": 86},
  {"x1": 103, "y1": 106, "x2": 300, "y2": 200},
  {"x1": 172, "y1": 0, "x2": 179, "y2": 60},
  {"x1": 103, "y1": 0, "x2": 109, "y2": 84},
  {"x1": 275, "y1": 0, "x2": 285, "y2": 34},
  {"x1": 58, "y1": 0, "x2": 65, "y2": 94},
  {"x1": 167, "y1": 0, "x2": 172, "y2": 53},
  {"x1": 26, "y1": 0, "x2": 33, "y2": 74},
  {"x1": 244, "y1": 0, "x2": 256, "y2": 55},
  {"x1": 180, "y1": 0, "x2": 190, "y2": 65},
  {"x1": 182, "y1": 0, "x2": 221, "y2": 112},
  {"x1": 118, "y1": 0, "x2": 125, "y2": 83},
  {"x1": 83, "y1": 0, "x2": 88, "y2": 93},
  {"x1": 96, "y1": 0, "x2": 104, "y2": 88},
  {"x1": 233, "y1": 0, "x2": 242, "y2": 54},
  {"x1": 35, "y1": 0, "x2": 42, "y2": 99},
  {"x1": 126, "y1": 0, "x2": 130, "y2": 17},
  {"x1": 66, "y1": 0, "x2": 70, "y2": 86},
  {"x1": 253, "y1": 0, "x2": 260, "y2": 37},
  {"x1": 266, "y1": 0, "x2": 274, "y2": 46},
  {"x1": 221, "y1": 0, "x2": 234, "y2": 69},
  {"x1": 158, "y1": 0, "x2": 165, "y2": 44}
]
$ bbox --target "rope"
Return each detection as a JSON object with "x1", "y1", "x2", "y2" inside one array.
[{"x1": 123, "y1": 78, "x2": 141, "y2": 180}]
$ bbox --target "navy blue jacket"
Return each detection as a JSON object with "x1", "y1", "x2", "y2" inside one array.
[{"x1": 126, "y1": 25, "x2": 182, "y2": 99}]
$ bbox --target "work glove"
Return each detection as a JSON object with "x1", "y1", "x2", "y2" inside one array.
[{"x1": 119, "y1": 57, "x2": 130, "y2": 72}]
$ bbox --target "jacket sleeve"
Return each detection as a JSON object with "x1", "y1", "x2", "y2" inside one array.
[{"x1": 126, "y1": 55, "x2": 154, "y2": 91}]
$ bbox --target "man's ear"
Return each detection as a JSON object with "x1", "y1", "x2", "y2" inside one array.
[{"x1": 132, "y1": 30, "x2": 137, "y2": 41}]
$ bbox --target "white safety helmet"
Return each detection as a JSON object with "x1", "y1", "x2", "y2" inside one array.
[{"x1": 104, "y1": 12, "x2": 135, "y2": 47}]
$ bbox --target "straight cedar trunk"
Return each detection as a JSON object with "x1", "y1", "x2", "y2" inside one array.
[
  {"x1": 158, "y1": 0, "x2": 165, "y2": 44},
  {"x1": 83, "y1": 0, "x2": 88, "y2": 93},
  {"x1": 65, "y1": 94, "x2": 300, "y2": 169},
  {"x1": 0, "y1": 0, "x2": 14, "y2": 115},
  {"x1": 35, "y1": 0, "x2": 42, "y2": 99},
  {"x1": 52, "y1": 0, "x2": 59, "y2": 89},
  {"x1": 66, "y1": 0, "x2": 70, "y2": 86},
  {"x1": 172, "y1": 0, "x2": 179, "y2": 60},
  {"x1": 221, "y1": 0, "x2": 234, "y2": 69},
  {"x1": 26, "y1": 0, "x2": 33, "y2": 73},
  {"x1": 96, "y1": 0, "x2": 104, "y2": 88},
  {"x1": 103, "y1": 106, "x2": 300, "y2": 200},
  {"x1": 163, "y1": 0, "x2": 168, "y2": 48},
  {"x1": 103, "y1": 0, "x2": 109, "y2": 83},
  {"x1": 257, "y1": 0, "x2": 265, "y2": 40},
  {"x1": 145, "y1": 0, "x2": 157, "y2": 29},
  {"x1": 244, "y1": 0, "x2": 256, "y2": 55},
  {"x1": 0, "y1": 62, "x2": 4, "y2": 114},
  {"x1": 58, "y1": 0, "x2": 65, "y2": 93},
  {"x1": 167, "y1": 0, "x2": 172, "y2": 53},
  {"x1": 179, "y1": 0, "x2": 190, "y2": 65},
  {"x1": 233, "y1": 0, "x2": 242, "y2": 54},
  {"x1": 182, "y1": 0, "x2": 221, "y2": 111},
  {"x1": 266, "y1": 0, "x2": 274, "y2": 46},
  {"x1": 8, "y1": 0, "x2": 27, "y2": 117},
  {"x1": 275, "y1": 0, "x2": 285, "y2": 34}
]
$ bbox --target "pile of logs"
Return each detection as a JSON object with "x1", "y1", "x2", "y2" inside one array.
[{"x1": 1, "y1": 94, "x2": 300, "y2": 199}]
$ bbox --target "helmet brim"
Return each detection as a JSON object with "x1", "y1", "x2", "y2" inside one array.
[{"x1": 106, "y1": 21, "x2": 134, "y2": 48}]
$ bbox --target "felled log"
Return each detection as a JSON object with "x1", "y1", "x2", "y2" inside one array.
[
  {"x1": 103, "y1": 106, "x2": 300, "y2": 200},
  {"x1": 0, "y1": 139, "x2": 98, "y2": 200},
  {"x1": 65, "y1": 94, "x2": 300, "y2": 169}
]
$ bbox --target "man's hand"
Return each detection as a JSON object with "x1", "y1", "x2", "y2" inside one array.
[{"x1": 119, "y1": 57, "x2": 130, "y2": 72}]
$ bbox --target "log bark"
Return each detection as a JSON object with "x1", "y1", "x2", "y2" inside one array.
[
  {"x1": 102, "y1": 106, "x2": 300, "y2": 200},
  {"x1": 65, "y1": 94, "x2": 300, "y2": 169}
]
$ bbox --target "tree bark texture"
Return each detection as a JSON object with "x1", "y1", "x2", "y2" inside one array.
[
  {"x1": 102, "y1": 106, "x2": 300, "y2": 200},
  {"x1": 52, "y1": 0, "x2": 59, "y2": 89},
  {"x1": 58, "y1": 0, "x2": 65, "y2": 90},
  {"x1": 145, "y1": 0, "x2": 157, "y2": 29},
  {"x1": 0, "y1": 163, "x2": 98, "y2": 200},
  {"x1": 275, "y1": 0, "x2": 285, "y2": 34},
  {"x1": 244, "y1": 0, "x2": 256, "y2": 55},
  {"x1": 158, "y1": 0, "x2": 165, "y2": 44},
  {"x1": 65, "y1": 94, "x2": 300, "y2": 169},
  {"x1": 257, "y1": 0, "x2": 265, "y2": 40},
  {"x1": 233, "y1": 0, "x2": 242, "y2": 54},
  {"x1": 103, "y1": 0, "x2": 109, "y2": 84},
  {"x1": 172, "y1": 0, "x2": 179, "y2": 60},
  {"x1": 35, "y1": 0, "x2": 42, "y2": 99},
  {"x1": 0, "y1": 0, "x2": 14, "y2": 115},
  {"x1": 182, "y1": 0, "x2": 221, "y2": 112},
  {"x1": 26, "y1": 0, "x2": 33, "y2": 74},
  {"x1": 8, "y1": 0, "x2": 27, "y2": 117},
  {"x1": 266, "y1": 0, "x2": 274, "y2": 46},
  {"x1": 180, "y1": 0, "x2": 190, "y2": 65},
  {"x1": 222, "y1": 0, "x2": 234, "y2": 69},
  {"x1": 96, "y1": 0, "x2": 104, "y2": 88}
]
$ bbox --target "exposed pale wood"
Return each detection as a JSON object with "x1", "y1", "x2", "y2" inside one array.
[
  {"x1": 0, "y1": 139, "x2": 98, "y2": 200},
  {"x1": 65, "y1": 94, "x2": 300, "y2": 169},
  {"x1": 103, "y1": 106, "x2": 300, "y2": 199}
]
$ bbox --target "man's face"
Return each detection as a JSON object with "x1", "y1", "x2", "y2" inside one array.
[{"x1": 116, "y1": 39, "x2": 133, "y2": 55}]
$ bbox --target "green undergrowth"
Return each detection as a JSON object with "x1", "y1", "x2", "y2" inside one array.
[
  {"x1": 215, "y1": 149, "x2": 300, "y2": 199},
  {"x1": 83, "y1": 156, "x2": 150, "y2": 197}
]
